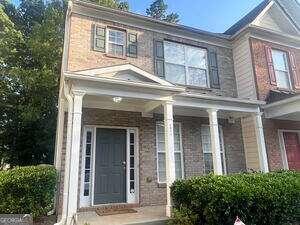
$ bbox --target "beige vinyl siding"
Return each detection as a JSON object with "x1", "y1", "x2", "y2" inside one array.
[
  {"x1": 241, "y1": 116, "x2": 260, "y2": 170},
  {"x1": 233, "y1": 36, "x2": 257, "y2": 100}
]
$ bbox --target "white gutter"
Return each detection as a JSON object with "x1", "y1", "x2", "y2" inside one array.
[
  {"x1": 179, "y1": 92, "x2": 266, "y2": 105},
  {"x1": 54, "y1": 0, "x2": 73, "y2": 224}
]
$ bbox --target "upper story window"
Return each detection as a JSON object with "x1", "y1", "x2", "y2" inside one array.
[
  {"x1": 93, "y1": 25, "x2": 138, "y2": 58},
  {"x1": 271, "y1": 49, "x2": 292, "y2": 90},
  {"x1": 164, "y1": 41, "x2": 209, "y2": 88},
  {"x1": 107, "y1": 29, "x2": 126, "y2": 57}
]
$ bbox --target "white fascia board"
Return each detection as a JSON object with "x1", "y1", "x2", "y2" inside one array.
[
  {"x1": 174, "y1": 96, "x2": 260, "y2": 113},
  {"x1": 73, "y1": 64, "x2": 174, "y2": 86},
  {"x1": 179, "y1": 92, "x2": 265, "y2": 105},
  {"x1": 263, "y1": 95, "x2": 300, "y2": 118},
  {"x1": 64, "y1": 72, "x2": 185, "y2": 93}
]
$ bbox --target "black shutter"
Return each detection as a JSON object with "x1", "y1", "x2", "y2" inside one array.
[
  {"x1": 154, "y1": 39, "x2": 165, "y2": 78},
  {"x1": 208, "y1": 50, "x2": 220, "y2": 89},
  {"x1": 93, "y1": 25, "x2": 106, "y2": 52},
  {"x1": 127, "y1": 33, "x2": 138, "y2": 58}
]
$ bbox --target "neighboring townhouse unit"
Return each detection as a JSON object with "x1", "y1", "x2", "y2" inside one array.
[
  {"x1": 53, "y1": 0, "x2": 299, "y2": 224},
  {"x1": 228, "y1": 0, "x2": 300, "y2": 172}
]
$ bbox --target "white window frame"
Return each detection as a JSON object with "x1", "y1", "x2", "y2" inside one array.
[
  {"x1": 163, "y1": 41, "x2": 210, "y2": 88},
  {"x1": 106, "y1": 28, "x2": 126, "y2": 57},
  {"x1": 271, "y1": 49, "x2": 292, "y2": 90},
  {"x1": 156, "y1": 122, "x2": 184, "y2": 184},
  {"x1": 201, "y1": 125, "x2": 226, "y2": 174}
]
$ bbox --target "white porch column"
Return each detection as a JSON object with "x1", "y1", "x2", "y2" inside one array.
[
  {"x1": 207, "y1": 109, "x2": 223, "y2": 175},
  {"x1": 163, "y1": 101, "x2": 176, "y2": 217},
  {"x1": 253, "y1": 112, "x2": 269, "y2": 172},
  {"x1": 67, "y1": 90, "x2": 85, "y2": 223}
]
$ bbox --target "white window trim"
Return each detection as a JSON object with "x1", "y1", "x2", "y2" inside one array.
[
  {"x1": 106, "y1": 28, "x2": 126, "y2": 57},
  {"x1": 272, "y1": 49, "x2": 293, "y2": 90},
  {"x1": 80, "y1": 125, "x2": 139, "y2": 207},
  {"x1": 278, "y1": 129, "x2": 300, "y2": 170},
  {"x1": 80, "y1": 126, "x2": 95, "y2": 207},
  {"x1": 156, "y1": 122, "x2": 184, "y2": 184},
  {"x1": 201, "y1": 124, "x2": 227, "y2": 174},
  {"x1": 163, "y1": 41, "x2": 210, "y2": 88}
]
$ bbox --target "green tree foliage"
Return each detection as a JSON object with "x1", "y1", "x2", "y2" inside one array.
[
  {"x1": 0, "y1": 0, "x2": 131, "y2": 166},
  {"x1": 146, "y1": 0, "x2": 179, "y2": 23},
  {"x1": 0, "y1": 0, "x2": 66, "y2": 166},
  {"x1": 86, "y1": 0, "x2": 129, "y2": 11}
]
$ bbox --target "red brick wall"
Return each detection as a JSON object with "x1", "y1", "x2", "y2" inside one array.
[
  {"x1": 67, "y1": 13, "x2": 238, "y2": 98},
  {"x1": 57, "y1": 109, "x2": 246, "y2": 216},
  {"x1": 263, "y1": 118, "x2": 300, "y2": 171},
  {"x1": 250, "y1": 38, "x2": 300, "y2": 101}
]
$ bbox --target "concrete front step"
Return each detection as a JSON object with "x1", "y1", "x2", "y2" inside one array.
[{"x1": 76, "y1": 205, "x2": 168, "y2": 225}]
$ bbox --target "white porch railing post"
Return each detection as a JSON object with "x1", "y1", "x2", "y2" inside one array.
[
  {"x1": 253, "y1": 112, "x2": 269, "y2": 173},
  {"x1": 67, "y1": 90, "x2": 85, "y2": 223},
  {"x1": 163, "y1": 100, "x2": 176, "y2": 217},
  {"x1": 207, "y1": 109, "x2": 223, "y2": 175}
]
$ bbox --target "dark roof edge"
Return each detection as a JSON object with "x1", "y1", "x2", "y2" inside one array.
[
  {"x1": 72, "y1": 0, "x2": 231, "y2": 40},
  {"x1": 224, "y1": 0, "x2": 270, "y2": 35}
]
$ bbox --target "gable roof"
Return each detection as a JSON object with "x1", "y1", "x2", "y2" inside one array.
[
  {"x1": 224, "y1": 0, "x2": 270, "y2": 35},
  {"x1": 224, "y1": 0, "x2": 300, "y2": 35},
  {"x1": 276, "y1": 0, "x2": 300, "y2": 30}
]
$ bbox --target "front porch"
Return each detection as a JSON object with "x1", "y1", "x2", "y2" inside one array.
[
  {"x1": 76, "y1": 205, "x2": 167, "y2": 225},
  {"x1": 55, "y1": 64, "x2": 268, "y2": 225}
]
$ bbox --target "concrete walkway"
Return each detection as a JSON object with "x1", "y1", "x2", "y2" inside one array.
[{"x1": 76, "y1": 205, "x2": 168, "y2": 225}]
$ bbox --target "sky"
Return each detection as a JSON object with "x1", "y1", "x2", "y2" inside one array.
[
  {"x1": 11, "y1": 0, "x2": 264, "y2": 33},
  {"x1": 127, "y1": 0, "x2": 264, "y2": 33}
]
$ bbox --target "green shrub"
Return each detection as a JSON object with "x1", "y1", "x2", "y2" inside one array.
[
  {"x1": 171, "y1": 171, "x2": 300, "y2": 225},
  {"x1": 0, "y1": 165, "x2": 57, "y2": 218}
]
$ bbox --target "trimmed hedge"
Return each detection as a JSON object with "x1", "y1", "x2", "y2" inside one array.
[
  {"x1": 0, "y1": 165, "x2": 57, "y2": 218},
  {"x1": 170, "y1": 171, "x2": 300, "y2": 225}
]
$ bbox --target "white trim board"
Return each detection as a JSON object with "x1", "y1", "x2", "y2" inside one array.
[{"x1": 79, "y1": 125, "x2": 139, "y2": 207}]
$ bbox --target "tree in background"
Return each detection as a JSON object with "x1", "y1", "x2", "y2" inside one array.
[
  {"x1": 146, "y1": 0, "x2": 179, "y2": 23},
  {"x1": 0, "y1": 0, "x2": 130, "y2": 166},
  {"x1": 87, "y1": 0, "x2": 129, "y2": 10}
]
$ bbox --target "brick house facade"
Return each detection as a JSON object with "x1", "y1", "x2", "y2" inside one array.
[
  {"x1": 54, "y1": 0, "x2": 299, "y2": 225},
  {"x1": 249, "y1": 38, "x2": 300, "y2": 171}
]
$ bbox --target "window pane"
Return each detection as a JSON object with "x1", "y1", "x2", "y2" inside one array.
[
  {"x1": 157, "y1": 123, "x2": 164, "y2": 133},
  {"x1": 84, "y1": 183, "x2": 89, "y2": 196},
  {"x1": 175, "y1": 153, "x2": 182, "y2": 179},
  {"x1": 84, "y1": 170, "x2": 90, "y2": 182},
  {"x1": 130, "y1": 145, "x2": 134, "y2": 155},
  {"x1": 272, "y1": 50, "x2": 288, "y2": 71},
  {"x1": 164, "y1": 42, "x2": 185, "y2": 65},
  {"x1": 157, "y1": 132, "x2": 165, "y2": 142},
  {"x1": 86, "y1": 144, "x2": 91, "y2": 156},
  {"x1": 165, "y1": 63, "x2": 186, "y2": 85},
  {"x1": 130, "y1": 169, "x2": 134, "y2": 180},
  {"x1": 275, "y1": 70, "x2": 290, "y2": 89},
  {"x1": 85, "y1": 157, "x2": 90, "y2": 169},
  {"x1": 130, "y1": 133, "x2": 134, "y2": 144},
  {"x1": 187, "y1": 67, "x2": 207, "y2": 87},
  {"x1": 186, "y1": 46, "x2": 207, "y2": 68},
  {"x1": 157, "y1": 142, "x2": 165, "y2": 152},
  {"x1": 158, "y1": 152, "x2": 166, "y2": 182},
  {"x1": 86, "y1": 131, "x2": 92, "y2": 143},
  {"x1": 108, "y1": 43, "x2": 123, "y2": 56},
  {"x1": 204, "y1": 153, "x2": 213, "y2": 174},
  {"x1": 130, "y1": 156, "x2": 134, "y2": 168}
]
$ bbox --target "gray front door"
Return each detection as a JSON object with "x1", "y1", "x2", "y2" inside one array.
[{"x1": 94, "y1": 128, "x2": 126, "y2": 204}]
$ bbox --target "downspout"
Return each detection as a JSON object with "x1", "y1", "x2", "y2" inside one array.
[
  {"x1": 54, "y1": 83, "x2": 74, "y2": 225},
  {"x1": 54, "y1": 1, "x2": 73, "y2": 224}
]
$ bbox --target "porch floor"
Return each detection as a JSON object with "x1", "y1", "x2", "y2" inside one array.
[{"x1": 76, "y1": 205, "x2": 168, "y2": 225}]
